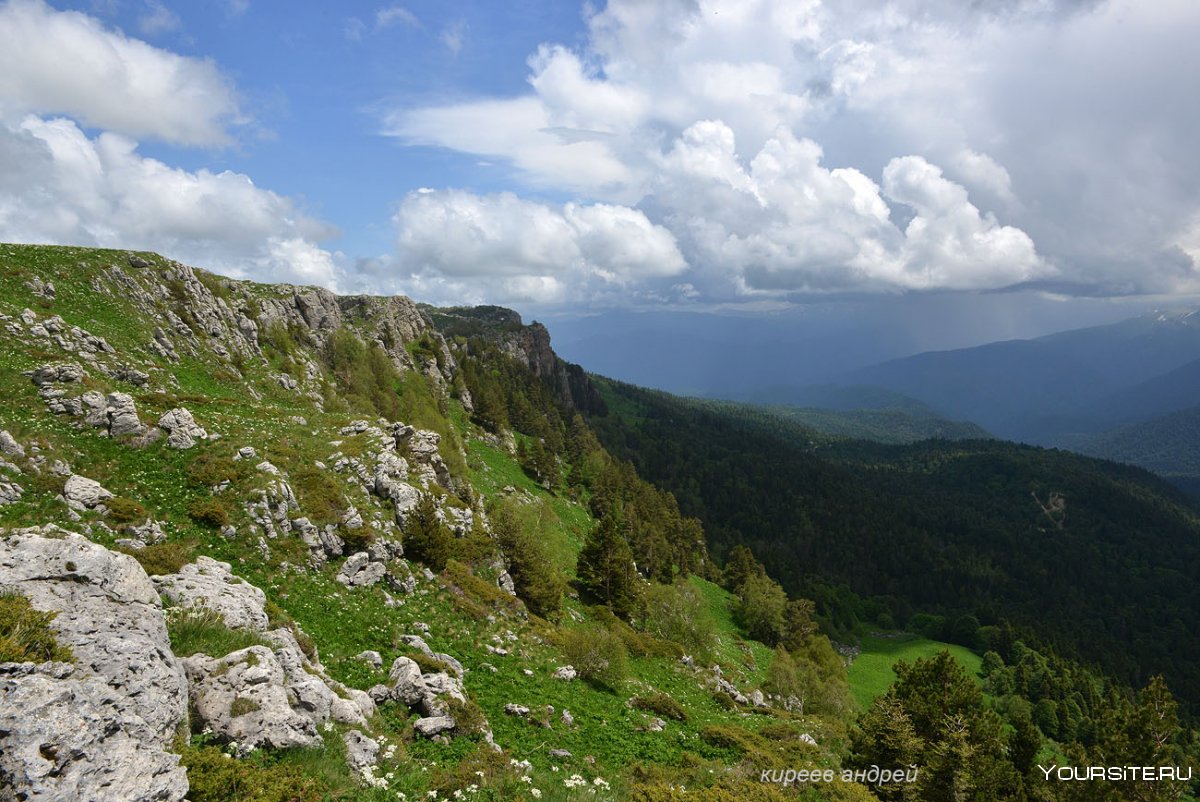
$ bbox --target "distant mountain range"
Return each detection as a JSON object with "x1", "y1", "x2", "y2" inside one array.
[{"x1": 794, "y1": 309, "x2": 1200, "y2": 489}]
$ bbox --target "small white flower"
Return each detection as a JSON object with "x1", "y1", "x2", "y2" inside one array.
[{"x1": 530, "y1": 791, "x2": 542, "y2": 799}]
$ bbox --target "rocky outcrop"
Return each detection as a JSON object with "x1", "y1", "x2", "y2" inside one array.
[
  {"x1": 0, "y1": 532, "x2": 189, "y2": 800},
  {"x1": 0, "y1": 429, "x2": 25, "y2": 458},
  {"x1": 184, "y1": 627, "x2": 376, "y2": 754},
  {"x1": 157, "y1": 407, "x2": 207, "y2": 449},
  {"x1": 152, "y1": 557, "x2": 270, "y2": 631},
  {"x1": 336, "y1": 551, "x2": 387, "y2": 588},
  {"x1": 106, "y1": 392, "x2": 146, "y2": 437},
  {"x1": 0, "y1": 662, "x2": 188, "y2": 802},
  {"x1": 184, "y1": 646, "x2": 321, "y2": 754},
  {"x1": 386, "y1": 655, "x2": 465, "y2": 720},
  {"x1": 0, "y1": 480, "x2": 22, "y2": 506},
  {"x1": 0, "y1": 531, "x2": 189, "y2": 742}
]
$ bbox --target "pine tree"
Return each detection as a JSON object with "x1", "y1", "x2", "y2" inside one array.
[{"x1": 577, "y1": 515, "x2": 640, "y2": 618}]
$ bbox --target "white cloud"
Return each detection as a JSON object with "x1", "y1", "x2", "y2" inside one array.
[
  {"x1": 654, "y1": 123, "x2": 1046, "y2": 294},
  {"x1": 0, "y1": 0, "x2": 239, "y2": 146},
  {"x1": 440, "y1": 20, "x2": 465, "y2": 54},
  {"x1": 375, "y1": 5, "x2": 418, "y2": 30},
  {"x1": 384, "y1": 189, "x2": 685, "y2": 304},
  {"x1": 0, "y1": 114, "x2": 341, "y2": 289},
  {"x1": 381, "y1": 0, "x2": 1200, "y2": 302},
  {"x1": 137, "y1": 0, "x2": 179, "y2": 36}
]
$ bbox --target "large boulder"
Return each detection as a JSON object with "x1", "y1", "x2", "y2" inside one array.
[
  {"x1": 157, "y1": 408, "x2": 207, "y2": 449},
  {"x1": 184, "y1": 646, "x2": 321, "y2": 754},
  {"x1": 386, "y1": 656, "x2": 465, "y2": 717},
  {"x1": 152, "y1": 557, "x2": 270, "y2": 632},
  {"x1": 0, "y1": 531, "x2": 188, "y2": 743},
  {"x1": 0, "y1": 662, "x2": 188, "y2": 802},
  {"x1": 336, "y1": 552, "x2": 387, "y2": 588},
  {"x1": 63, "y1": 474, "x2": 113, "y2": 510},
  {"x1": 106, "y1": 392, "x2": 145, "y2": 437}
]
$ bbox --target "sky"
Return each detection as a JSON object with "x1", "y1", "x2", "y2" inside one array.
[{"x1": 1, "y1": 0, "x2": 1199, "y2": 366}]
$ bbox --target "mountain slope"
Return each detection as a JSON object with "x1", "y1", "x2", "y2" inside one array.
[
  {"x1": 0, "y1": 243, "x2": 868, "y2": 802},
  {"x1": 587, "y1": 377, "x2": 1200, "y2": 709}
]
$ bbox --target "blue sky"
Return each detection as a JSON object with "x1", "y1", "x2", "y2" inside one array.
[{"x1": 1, "y1": 0, "x2": 1199, "y2": 337}]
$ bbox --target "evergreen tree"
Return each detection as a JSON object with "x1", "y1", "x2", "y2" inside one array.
[
  {"x1": 723, "y1": 544, "x2": 764, "y2": 594},
  {"x1": 402, "y1": 493, "x2": 454, "y2": 572},
  {"x1": 577, "y1": 516, "x2": 640, "y2": 618},
  {"x1": 489, "y1": 499, "x2": 564, "y2": 617},
  {"x1": 850, "y1": 695, "x2": 922, "y2": 802}
]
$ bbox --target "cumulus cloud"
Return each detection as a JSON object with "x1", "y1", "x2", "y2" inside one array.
[
  {"x1": 382, "y1": 0, "x2": 1200, "y2": 302},
  {"x1": 0, "y1": 0, "x2": 239, "y2": 146},
  {"x1": 0, "y1": 114, "x2": 341, "y2": 288},
  {"x1": 653, "y1": 122, "x2": 1046, "y2": 294},
  {"x1": 382, "y1": 189, "x2": 685, "y2": 304}
]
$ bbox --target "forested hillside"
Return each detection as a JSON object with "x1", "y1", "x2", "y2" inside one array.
[{"x1": 587, "y1": 378, "x2": 1200, "y2": 715}]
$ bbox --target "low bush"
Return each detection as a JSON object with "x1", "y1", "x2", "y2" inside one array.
[
  {"x1": 180, "y1": 741, "x2": 323, "y2": 802},
  {"x1": 631, "y1": 693, "x2": 689, "y2": 722},
  {"x1": 119, "y1": 541, "x2": 193, "y2": 576},
  {"x1": 106, "y1": 495, "x2": 146, "y2": 525},
  {"x1": 639, "y1": 580, "x2": 716, "y2": 661},
  {"x1": 188, "y1": 498, "x2": 230, "y2": 529},
  {"x1": 557, "y1": 624, "x2": 628, "y2": 690}
]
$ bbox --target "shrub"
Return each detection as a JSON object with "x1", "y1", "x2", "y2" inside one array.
[
  {"x1": 290, "y1": 467, "x2": 345, "y2": 528},
  {"x1": 0, "y1": 592, "x2": 72, "y2": 663},
  {"x1": 188, "y1": 498, "x2": 230, "y2": 529},
  {"x1": 639, "y1": 580, "x2": 716, "y2": 660},
  {"x1": 167, "y1": 607, "x2": 269, "y2": 658},
  {"x1": 119, "y1": 541, "x2": 193, "y2": 576},
  {"x1": 339, "y1": 525, "x2": 374, "y2": 553},
  {"x1": 558, "y1": 624, "x2": 628, "y2": 690},
  {"x1": 106, "y1": 495, "x2": 146, "y2": 525},
  {"x1": 631, "y1": 693, "x2": 689, "y2": 722},
  {"x1": 180, "y1": 741, "x2": 323, "y2": 802},
  {"x1": 734, "y1": 574, "x2": 788, "y2": 646},
  {"x1": 187, "y1": 453, "x2": 242, "y2": 488}
]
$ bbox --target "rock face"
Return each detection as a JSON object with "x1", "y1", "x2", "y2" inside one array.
[
  {"x1": 0, "y1": 531, "x2": 188, "y2": 742},
  {"x1": 0, "y1": 663, "x2": 188, "y2": 802},
  {"x1": 153, "y1": 557, "x2": 270, "y2": 631},
  {"x1": 0, "y1": 532, "x2": 189, "y2": 801}
]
